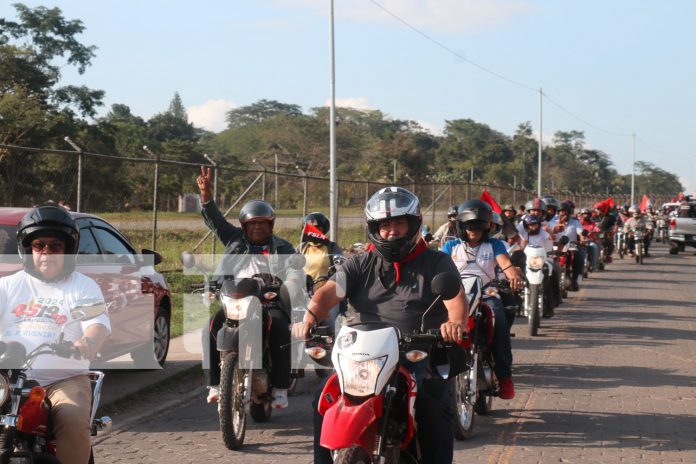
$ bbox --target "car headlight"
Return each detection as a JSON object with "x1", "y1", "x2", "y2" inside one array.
[
  {"x1": 0, "y1": 374, "x2": 9, "y2": 407},
  {"x1": 528, "y1": 256, "x2": 545, "y2": 270},
  {"x1": 337, "y1": 354, "x2": 387, "y2": 397},
  {"x1": 220, "y1": 295, "x2": 255, "y2": 320}
]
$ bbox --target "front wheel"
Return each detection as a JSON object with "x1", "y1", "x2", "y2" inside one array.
[
  {"x1": 219, "y1": 353, "x2": 247, "y2": 450},
  {"x1": 334, "y1": 445, "x2": 372, "y2": 464},
  {"x1": 528, "y1": 284, "x2": 539, "y2": 336},
  {"x1": 452, "y1": 370, "x2": 476, "y2": 440}
]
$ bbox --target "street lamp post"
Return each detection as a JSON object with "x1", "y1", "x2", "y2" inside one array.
[
  {"x1": 143, "y1": 145, "x2": 159, "y2": 250},
  {"x1": 64, "y1": 136, "x2": 83, "y2": 212}
]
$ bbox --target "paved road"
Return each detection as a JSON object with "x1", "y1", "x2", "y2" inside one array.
[{"x1": 94, "y1": 242, "x2": 696, "y2": 463}]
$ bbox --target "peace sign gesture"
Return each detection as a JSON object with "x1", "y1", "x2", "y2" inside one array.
[{"x1": 197, "y1": 165, "x2": 213, "y2": 203}]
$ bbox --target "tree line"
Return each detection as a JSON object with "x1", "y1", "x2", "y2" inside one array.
[{"x1": 0, "y1": 4, "x2": 683, "y2": 210}]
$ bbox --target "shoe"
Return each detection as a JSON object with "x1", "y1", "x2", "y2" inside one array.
[
  {"x1": 271, "y1": 388, "x2": 288, "y2": 409},
  {"x1": 206, "y1": 385, "x2": 219, "y2": 404},
  {"x1": 606, "y1": 256, "x2": 612, "y2": 263},
  {"x1": 499, "y1": 377, "x2": 515, "y2": 400},
  {"x1": 571, "y1": 280, "x2": 579, "y2": 292}
]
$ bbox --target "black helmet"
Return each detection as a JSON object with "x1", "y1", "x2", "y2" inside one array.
[
  {"x1": 558, "y1": 201, "x2": 574, "y2": 213},
  {"x1": 456, "y1": 199, "x2": 492, "y2": 240},
  {"x1": 365, "y1": 187, "x2": 422, "y2": 262},
  {"x1": 239, "y1": 200, "x2": 275, "y2": 226},
  {"x1": 523, "y1": 214, "x2": 543, "y2": 235},
  {"x1": 303, "y1": 212, "x2": 330, "y2": 234},
  {"x1": 16, "y1": 205, "x2": 79, "y2": 281},
  {"x1": 541, "y1": 195, "x2": 559, "y2": 210}
]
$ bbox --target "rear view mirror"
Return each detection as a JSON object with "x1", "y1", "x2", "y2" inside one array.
[
  {"x1": 142, "y1": 249, "x2": 162, "y2": 266},
  {"x1": 181, "y1": 251, "x2": 196, "y2": 269},
  {"x1": 431, "y1": 272, "x2": 461, "y2": 301}
]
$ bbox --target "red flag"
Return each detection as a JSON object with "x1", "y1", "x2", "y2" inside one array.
[
  {"x1": 481, "y1": 190, "x2": 502, "y2": 214},
  {"x1": 301, "y1": 222, "x2": 329, "y2": 245},
  {"x1": 639, "y1": 194, "x2": 650, "y2": 213},
  {"x1": 606, "y1": 197, "x2": 616, "y2": 208}
]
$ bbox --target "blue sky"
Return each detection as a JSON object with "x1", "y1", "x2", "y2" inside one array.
[{"x1": 3, "y1": 0, "x2": 695, "y2": 193}]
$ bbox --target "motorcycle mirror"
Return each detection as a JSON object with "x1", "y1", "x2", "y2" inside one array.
[
  {"x1": 287, "y1": 254, "x2": 306, "y2": 270},
  {"x1": 431, "y1": 272, "x2": 461, "y2": 301},
  {"x1": 70, "y1": 299, "x2": 107, "y2": 321},
  {"x1": 181, "y1": 251, "x2": 196, "y2": 269},
  {"x1": 559, "y1": 236, "x2": 570, "y2": 246},
  {"x1": 0, "y1": 342, "x2": 27, "y2": 369}
]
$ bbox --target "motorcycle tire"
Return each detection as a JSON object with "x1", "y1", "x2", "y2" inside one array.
[
  {"x1": 452, "y1": 370, "x2": 476, "y2": 440},
  {"x1": 618, "y1": 246, "x2": 624, "y2": 259},
  {"x1": 528, "y1": 284, "x2": 539, "y2": 337},
  {"x1": 635, "y1": 244, "x2": 642, "y2": 264},
  {"x1": 288, "y1": 369, "x2": 301, "y2": 396},
  {"x1": 219, "y1": 353, "x2": 247, "y2": 450},
  {"x1": 26, "y1": 454, "x2": 61, "y2": 464},
  {"x1": 249, "y1": 400, "x2": 272, "y2": 423},
  {"x1": 334, "y1": 445, "x2": 372, "y2": 464},
  {"x1": 474, "y1": 392, "x2": 493, "y2": 415}
]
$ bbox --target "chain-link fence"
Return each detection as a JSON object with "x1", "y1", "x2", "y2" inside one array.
[{"x1": 0, "y1": 143, "x2": 673, "y2": 252}]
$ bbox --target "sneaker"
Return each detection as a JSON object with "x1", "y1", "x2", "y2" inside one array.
[
  {"x1": 206, "y1": 385, "x2": 219, "y2": 404},
  {"x1": 570, "y1": 280, "x2": 579, "y2": 292},
  {"x1": 271, "y1": 388, "x2": 288, "y2": 409},
  {"x1": 499, "y1": 377, "x2": 515, "y2": 400},
  {"x1": 606, "y1": 256, "x2": 613, "y2": 263}
]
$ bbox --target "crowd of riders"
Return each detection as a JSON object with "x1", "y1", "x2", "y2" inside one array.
[{"x1": 194, "y1": 164, "x2": 670, "y2": 464}]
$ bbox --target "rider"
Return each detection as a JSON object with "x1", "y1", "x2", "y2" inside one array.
[
  {"x1": 541, "y1": 195, "x2": 560, "y2": 223},
  {"x1": 432, "y1": 205, "x2": 459, "y2": 246},
  {"x1": 441, "y1": 199, "x2": 523, "y2": 399},
  {"x1": 548, "y1": 201, "x2": 586, "y2": 291},
  {"x1": 0, "y1": 205, "x2": 111, "y2": 464},
  {"x1": 292, "y1": 186, "x2": 469, "y2": 464},
  {"x1": 516, "y1": 198, "x2": 552, "y2": 239},
  {"x1": 197, "y1": 166, "x2": 302, "y2": 409},
  {"x1": 579, "y1": 208, "x2": 601, "y2": 272},
  {"x1": 520, "y1": 214, "x2": 561, "y2": 312},
  {"x1": 624, "y1": 205, "x2": 650, "y2": 257}
]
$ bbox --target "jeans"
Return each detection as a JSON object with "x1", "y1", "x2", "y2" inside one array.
[
  {"x1": 483, "y1": 296, "x2": 513, "y2": 380},
  {"x1": 586, "y1": 242, "x2": 600, "y2": 270},
  {"x1": 312, "y1": 360, "x2": 454, "y2": 464},
  {"x1": 203, "y1": 307, "x2": 291, "y2": 389}
]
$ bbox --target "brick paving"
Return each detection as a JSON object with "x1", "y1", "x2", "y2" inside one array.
[{"x1": 95, "y1": 243, "x2": 696, "y2": 463}]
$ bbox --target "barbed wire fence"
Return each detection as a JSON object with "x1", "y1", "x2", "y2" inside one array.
[{"x1": 0, "y1": 143, "x2": 673, "y2": 252}]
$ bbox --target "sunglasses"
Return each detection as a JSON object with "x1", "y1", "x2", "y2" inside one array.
[{"x1": 30, "y1": 241, "x2": 66, "y2": 253}]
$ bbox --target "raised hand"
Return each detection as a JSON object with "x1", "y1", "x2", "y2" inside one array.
[{"x1": 196, "y1": 165, "x2": 213, "y2": 203}]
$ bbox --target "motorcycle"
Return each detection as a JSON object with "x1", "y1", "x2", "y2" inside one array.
[
  {"x1": 631, "y1": 228, "x2": 646, "y2": 265},
  {"x1": 656, "y1": 218, "x2": 668, "y2": 243},
  {"x1": 0, "y1": 299, "x2": 112, "y2": 464},
  {"x1": 451, "y1": 275, "x2": 499, "y2": 440},
  {"x1": 551, "y1": 236, "x2": 573, "y2": 298},
  {"x1": 615, "y1": 230, "x2": 627, "y2": 260},
  {"x1": 521, "y1": 245, "x2": 553, "y2": 336},
  {"x1": 313, "y1": 273, "x2": 465, "y2": 463}
]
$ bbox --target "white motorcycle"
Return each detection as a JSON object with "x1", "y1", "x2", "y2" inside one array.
[{"x1": 522, "y1": 245, "x2": 553, "y2": 336}]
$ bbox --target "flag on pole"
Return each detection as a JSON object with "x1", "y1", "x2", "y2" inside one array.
[
  {"x1": 639, "y1": 194, "x2": 650, "y2": 213},
  {"x1": 481, "y1": 190, "x2": 502, "y2": 214}
]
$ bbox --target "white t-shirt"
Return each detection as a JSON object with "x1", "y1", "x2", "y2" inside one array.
[
  {"x1": 442, "y1": 239, "x2": 508, "y2": 287},
  {"x1": 547, "y1": 217, "x2": 584, "y2": 243},
  {"x1": 525, "y1": 229, "x2": 554, "y2": 253},
  {"x1": 0, "y1": 270, "x2": 111, "y2": 386}
]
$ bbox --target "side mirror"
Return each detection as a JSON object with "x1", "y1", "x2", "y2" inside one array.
[
  {"x1": 142, "y1": 249, "x2": 162, "y2": 266},
  {"x1": 559, "y1": 236, "x2": 570, "y2": 246},
  {"x1": 181, "y1": 251, "x2": 196, "y2": 270},
  {"x1": 431, "y1": 272, "x2": 461, "y2": 301},
  {"x1": 287, "y1": 254, "x2": 306, "y2": 270},
  {"x1": 70, "y1": 298, "x2": 108, "y2": 321},
  {"x1": 0, "y1": 341, "x2": 27, "y2": 369}
]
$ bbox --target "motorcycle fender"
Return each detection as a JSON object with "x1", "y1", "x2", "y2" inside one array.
[
  {"x1": 320, "y1": 395, "x2": 383, "y2": 451},
  {"x1": 216, "y1": 325, "x2": 239, "y2": 352},
  {"x1": 317, "y1": 373, "x2": 341, "y2": 415},
  {"x1": 526, "y1": 269, "x2": 544, "y2": 285}
]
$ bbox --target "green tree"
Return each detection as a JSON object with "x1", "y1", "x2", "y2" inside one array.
[{"x1": 226, "y1": 99, "x2": 302, "y2": 129}]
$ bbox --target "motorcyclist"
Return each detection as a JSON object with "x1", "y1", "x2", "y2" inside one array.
[
  {"x1": 624, "y1": 205, "x2": 650, "y2": 257},
  {"x1": 292, "y1": 186, "x2": 469, "y2": 464},
  {"x1": 520, "y1": 214, "x2": 561, "y2": 312},
  {"x1": 197, "y1": 166, "x2": 303, "y2": 409},
  {"x1": 432, "y1": 205, "x2": 459, "y2": 246},
  {"x1": 501, "y1": 204, "x2": 519, "y2": 225},
  {"x1": 541, "y1": 195, "x2": 560, "y2": 222},
  {"x1": 0, "y1": 205, "x2": 111, "y2": 464},
  {"x1": 516, "y1": 198, "x2": 553, "y2": 239},
  {"x1": 441, "y1": 199, "x2": 523, "y2": 399},
  {"x1": 548, "y1": 201, "x2": 586, "y2": 291},
  {"x1": 579, "y1": 208, "x2": 601, "y2": 272}
]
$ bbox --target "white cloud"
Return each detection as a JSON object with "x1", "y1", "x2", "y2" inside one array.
[
  {"x1": 278, "y1": 0, "x2": 535, "y2": 34},
  {"x1": 187, "y1": 99, "x2": 236, "y2": 133},
  {"x1": 325, "y1": 97, "x2": 374, "y2": 110},
  {"x1": 417, "y1": 120, "x2": 443, "y2": 136}
]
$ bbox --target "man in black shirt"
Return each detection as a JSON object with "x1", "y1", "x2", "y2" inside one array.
[{"x1": 293, "y1": 187, "x2": 468, "y2": 464}]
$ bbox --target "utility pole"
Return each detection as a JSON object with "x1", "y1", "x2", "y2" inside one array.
[
  {"x1": 143, "y1": 146, "x2": 159, "y2": 250},
  {"x1": 538, "y1": 87, "x2": 543, "y2": 198},
  {"x1": 631, "y1": 133, "x2": 636, "y2": 206},
  {"x1": 64, "y1": 137, "x2": 83, "y2": 212},
  {"x1": 328, "y1": 0, "x2": 338, "y2": 241},
  {"x1": 203, "y1": 154, "x2": 218, "y2": 254}
]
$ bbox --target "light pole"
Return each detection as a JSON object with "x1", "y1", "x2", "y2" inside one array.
[
  {"x1": 64, "y1": 136, "x2": 83, "y2": 212},
  {"x1": 252, "y1": 158, "x2": 267, "y2": 201},
  {"x1": 203, "y1": 153, "x2": 218, "y2": 255},
  {"x1": 328, "y1": 0, "x2": 338, "y2": 242},
  {"x1": 631, "y1": 133, "x2": 636, "y2": 206},
  {"x1": 143, "y1": 145, "x2": 159, "y2": 250}
]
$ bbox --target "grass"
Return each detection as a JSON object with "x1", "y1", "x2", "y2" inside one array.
[{"x1": 119, "y1": 224, "x2": 367, "y2": 339}]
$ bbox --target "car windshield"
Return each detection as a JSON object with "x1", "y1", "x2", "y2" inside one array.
[{"x1": 0, "y1": 226, "x2": 18, "y2": 255}]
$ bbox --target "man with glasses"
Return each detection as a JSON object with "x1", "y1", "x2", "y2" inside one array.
[{"x1": 0, "y1": 205, "x2": 110, "y2": 464}]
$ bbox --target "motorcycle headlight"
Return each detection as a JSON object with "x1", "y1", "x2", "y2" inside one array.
[
  {"x1": 220, "y1": 295, "x2": 255, "y2": 320},
  {"x1": 528, "y1": 256, "x2": 545, "y2": 270},
  {"x1": 337, "y1": 354, "x2": 387, "y2": 397},
  {"x1": 0, "y1": 374, "x2": 9, "y2": 406}
]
